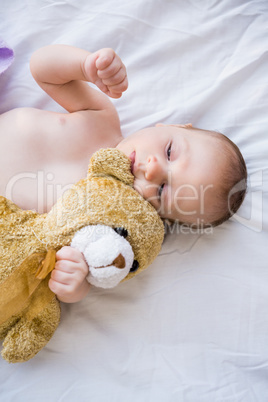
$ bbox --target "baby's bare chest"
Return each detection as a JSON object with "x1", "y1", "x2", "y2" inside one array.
[
  {"x1": 0, "y1": 107, "x2": 121, "y2": 212},
  {"x1": 0, "y1": 123, "x2": 93, "y2": 213},
  {"x1": 0, "y1": 148, "x2": 90, "y2": 213}
]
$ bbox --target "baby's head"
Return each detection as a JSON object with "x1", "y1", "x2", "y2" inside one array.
[{"x1": 116, "y1": 124, "x2": 247, "y2": 228}]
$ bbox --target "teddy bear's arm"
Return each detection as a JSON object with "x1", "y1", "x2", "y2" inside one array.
[{"x1": 71, "y1": 225, "x2": 134, "y2": 288}]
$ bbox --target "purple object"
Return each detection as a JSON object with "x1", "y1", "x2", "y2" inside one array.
[{"x1": 0, "y1": 39, "x2": 14, "y2": 75}]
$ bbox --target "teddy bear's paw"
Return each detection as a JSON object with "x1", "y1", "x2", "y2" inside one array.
[
  {"x1": 0, "y1": 316, "x2": 20, "y2": 341},
  {"x1": 1, "y1": 298, "x2": 60, "y2": 363}
]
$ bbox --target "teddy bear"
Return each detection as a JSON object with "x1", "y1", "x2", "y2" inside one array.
[{"x1": 0, "y1": 148, "x2": 164, "y2": 363}]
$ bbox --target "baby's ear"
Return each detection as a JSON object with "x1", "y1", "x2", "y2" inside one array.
[
  {"x1": 170, "y1": 123, "x2": 193, "y2": 129},
  {"x1": 155, "y1": 123, "x2": 193, "y2": 129}
]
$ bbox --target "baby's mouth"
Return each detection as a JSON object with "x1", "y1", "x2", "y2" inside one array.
[{"x1": 129, "y1": 151, "x2": 136, "y2": 174}]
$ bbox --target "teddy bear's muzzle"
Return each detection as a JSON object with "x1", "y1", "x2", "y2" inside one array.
[{"x1": 95, "y1": 253, "x2": 126, "y2": 269}]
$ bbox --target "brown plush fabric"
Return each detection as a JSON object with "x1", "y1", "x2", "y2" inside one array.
[{"x1": 0, "y1": 148, "x2": 164, "y2": 363}]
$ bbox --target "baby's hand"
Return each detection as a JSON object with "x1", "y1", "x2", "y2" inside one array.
[
  {"x1": 48, "y1": 246, "x2": 91, "y2": 303},
  {"x1": 84, "y1": 48, "x2": 128, "y2": 99}
]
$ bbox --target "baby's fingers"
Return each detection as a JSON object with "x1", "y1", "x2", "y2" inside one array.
[
  {"x1": 95, "y1": 48, "x2": 117, "y2": 72},
  {"x1": 95, "y1": 48, "x2": 114, "y2": 68},
  {"x1": 101, "y1": 66, "x2": 127, "y2": 87},
  {"x1": 50, "y1": 268, "x2": 70, "y2": 285},
  {"x1": 97, "y1": 58, "x2": 123, "y2": 80},
  {"x1": 97, "y1": 51, "x2": 127, "y2": 81},
  {"x1": 56, "y1": 246, "x2": 84, "y2": 264},
  {"x1": 93, "y1": 48, "x2": 128, "y2": 97},
  {"x1": 106, "y1": 76, "x2": 128, "y2": 99}
]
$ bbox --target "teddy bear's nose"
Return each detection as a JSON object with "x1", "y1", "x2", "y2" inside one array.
[{"x1": 113, "y1": 227, "x2": 128, "y2": 238}]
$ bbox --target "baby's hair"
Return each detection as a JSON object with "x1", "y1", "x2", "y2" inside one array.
[{"x1": 193, "y1": 127, "x2": 247, "y2": 227}]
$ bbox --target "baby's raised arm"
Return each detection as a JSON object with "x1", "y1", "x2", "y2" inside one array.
[
  {"x1": 28, "y1": 46, "x2": 128, "y2": 303},
  {"x1": 30, "y1": 45, "x2": 128, "y2": 113}
]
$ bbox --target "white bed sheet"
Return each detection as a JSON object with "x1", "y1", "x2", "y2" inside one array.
[{"x1": 0, "y1": 0, "x2": 268, "y2": 400}]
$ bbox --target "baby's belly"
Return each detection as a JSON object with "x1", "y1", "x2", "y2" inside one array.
[{"x1": 0, "y1": 162, "x2": 88, "y2": 213}]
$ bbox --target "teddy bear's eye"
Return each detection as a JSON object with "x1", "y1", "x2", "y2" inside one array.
[
  {"x1": 113, "y1": 227, "x2": 128, "y2": 238},
  {"x1": 130, "y1": 260, "x2": 139, "y2": 272}
]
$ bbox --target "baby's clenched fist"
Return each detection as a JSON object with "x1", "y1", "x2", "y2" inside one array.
[
  {"x1": 84, "y1": 48, "x2": 128, "y2": 98},
  {"x1": 49, "y1": 246, "x2": 90, "y2": 303}
]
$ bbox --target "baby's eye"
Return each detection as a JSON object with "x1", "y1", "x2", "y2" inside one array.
[
  {"x1": 167, "y1": 143, "x2": 172, "y2": 160},
  {"x1": 158, "y1": 183, "x2": 165, "y2": 200}
]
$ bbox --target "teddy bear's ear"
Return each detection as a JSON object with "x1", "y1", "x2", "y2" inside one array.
[{"x1": 88, "y1": 148, "x2": 134, "y2": 186}]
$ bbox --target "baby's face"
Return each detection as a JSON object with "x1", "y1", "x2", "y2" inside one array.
[{"x1": 116, "y1": 125, "x2": 224, "y2": 226}]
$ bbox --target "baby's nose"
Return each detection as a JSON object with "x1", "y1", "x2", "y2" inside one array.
[{"x1": 145, "y1": 155, "x2": 163, "y2": 182}]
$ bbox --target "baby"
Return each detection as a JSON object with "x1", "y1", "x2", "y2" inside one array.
[{"x1": 0, "y1": 45, "x2": 247, "y2": 302}]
